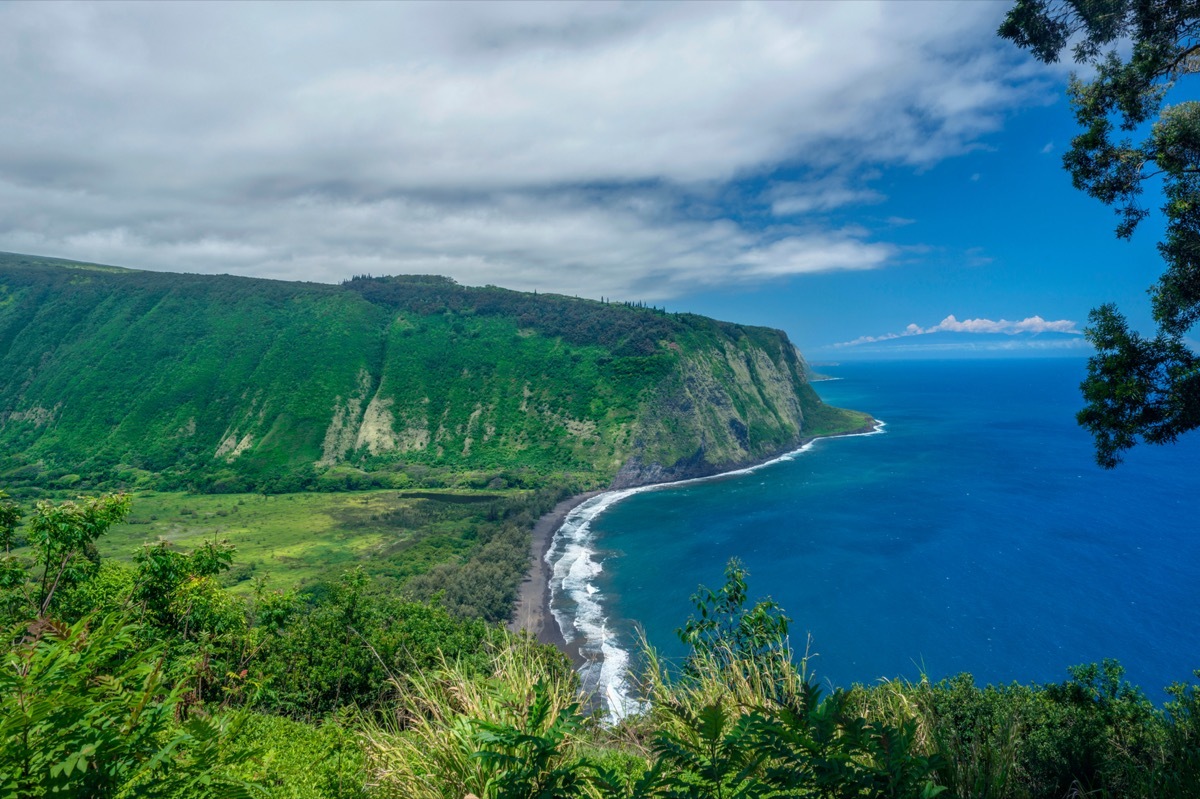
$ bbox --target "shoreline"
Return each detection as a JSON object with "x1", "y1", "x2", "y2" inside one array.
[
  {"x1": 510, "y1": 419, "x2": 882, "y2": 673},
  {"x1": 509, "y1": 490, "x2": 603, "y2": 665}
]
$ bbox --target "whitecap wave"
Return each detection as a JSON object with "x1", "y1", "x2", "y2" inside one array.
[{"x1": 545, "y1": 488, "x2": 652, "y2": 720}]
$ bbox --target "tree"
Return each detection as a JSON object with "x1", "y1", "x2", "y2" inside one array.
[
  {"x1": 678, "y1": 558, "x2": 791, "y2": 674},
  {"x1": 1000, "y1": 0, "x2": 1200, "y2": 467},
  {"x1": 0, "y1": 493, "x2": 132, "y2": 622}
]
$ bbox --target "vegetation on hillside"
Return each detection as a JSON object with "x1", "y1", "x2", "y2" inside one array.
[
  {"x1": 3, "y1": 491, "x2": 1199, "y2": 798},
  {"x1": 0, "y1": 253, "x2": 868, "y2": 495}
]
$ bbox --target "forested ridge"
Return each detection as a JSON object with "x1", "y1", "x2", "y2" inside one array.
[{"x1": 0, "y1": 252, "x2": 868, "y2": 496}]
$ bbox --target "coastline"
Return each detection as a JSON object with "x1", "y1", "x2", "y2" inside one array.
[
  {"x1": 509, "y1": 490, "x2": 602, "y2": 664},
  {"x1": 511, "y1": 418, "x2": 882, "y2": 677}
]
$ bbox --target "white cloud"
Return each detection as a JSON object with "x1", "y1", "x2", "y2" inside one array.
[
  {"x1": 834, "y1": 314, "x2": 1082, "y2": 347},
  {"x1": 0, "y1": 1, "x2": 1050, "y2": 296},
  {"x1": 926, "y1": 314, "x2": 1078, "y2": 334},
  {"x1": 1041, "y1": 141, "x2": 1054, "y2": 154},
  {"x1": 0, "y1": 185, "x2": 895, "y2": 299},
  {"x1": 768, "y1": 173, "x2": 886, "y2": 216},
  {"x1": 833, "y1": 337, "x2": 1092, "y2": 355}
]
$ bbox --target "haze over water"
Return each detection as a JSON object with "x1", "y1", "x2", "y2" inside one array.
[{"x1": 580, "y1": 359, "x2": 1200, "y2": 702}]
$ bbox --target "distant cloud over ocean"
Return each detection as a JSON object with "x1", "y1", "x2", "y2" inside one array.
[{"x1": 834, "y1": 314, "x2": 1085, "y2": 351}]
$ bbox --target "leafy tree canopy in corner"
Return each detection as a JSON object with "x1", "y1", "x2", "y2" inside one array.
[{"x1": 1000, "y1": 0, "x2": 1200, "y2": 467}]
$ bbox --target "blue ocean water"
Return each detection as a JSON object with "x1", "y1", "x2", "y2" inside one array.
[{"x1": 568, "y1": 359, "x2": 1200, "y2": 703}]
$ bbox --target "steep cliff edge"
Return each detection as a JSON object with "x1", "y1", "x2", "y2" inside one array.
[
  {"x1": 611, "y1": 338, "x2": 872, "y2": 487},
  {"x1": 0, "y1": 253, "x2": 869, "y2": 492}
]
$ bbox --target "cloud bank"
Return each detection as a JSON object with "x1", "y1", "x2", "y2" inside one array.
[{"x1": 0, "y1": 1, "x2": 1047, "y2": 297}]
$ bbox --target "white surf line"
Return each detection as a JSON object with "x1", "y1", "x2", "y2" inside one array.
[{"x1": 544, "y1": 418, "x2": 887, "y2": 720}]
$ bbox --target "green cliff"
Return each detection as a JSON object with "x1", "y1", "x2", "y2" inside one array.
[{"x1": 0, "y1": 252, "x2": 870, "y2": 492}]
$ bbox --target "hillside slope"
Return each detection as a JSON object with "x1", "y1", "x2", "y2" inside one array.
[{"x1": 0, "y1": 252, "x2": 870, "y2": 492}]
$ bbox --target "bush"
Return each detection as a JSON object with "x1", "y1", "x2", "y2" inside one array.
[{"x1": 0, "y1": 614, "x2": 260, "y2": 798}]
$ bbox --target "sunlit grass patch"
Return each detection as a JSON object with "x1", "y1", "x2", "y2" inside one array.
[{"x1": 102, "y1": 488, "x2": 520, "y2": 592}]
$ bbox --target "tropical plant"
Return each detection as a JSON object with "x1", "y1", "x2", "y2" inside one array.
[
  {"x1": 362, "y1": 636, "x2": 578, "y2": 799},
  {"x1": 677, "y1": 558, "x2": 792, "y2": 681},
  {"x1": 0, "y1": 613, "x2": 261, "y2": 798},
  {"x1": 651, "y1": 699, "x2": 768, "y2": 799},
  {"x1": 472, "y1": 681, "x2": 592, "y2": 799},
  {"x1": 647, "y1": 560, "x2": 945, "y2": 799},
  {"x1": 7, "y1": 493, "x2": 133, "y2": 620}
]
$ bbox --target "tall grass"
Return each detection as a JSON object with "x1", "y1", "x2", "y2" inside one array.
[
  {"x1": 637, "y1": 633, "x2": 810, "y2": 737},
  {"x1": 849, "y1": 676, "x2": 1025, "y2": 799},
  {"x1": 361, "y1": 636, "x2": 581, "y2": 799}
]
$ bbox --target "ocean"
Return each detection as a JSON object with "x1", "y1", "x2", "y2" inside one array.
[{"x1": 545, "y1": 358, "x2": 1200, "y2": 716}]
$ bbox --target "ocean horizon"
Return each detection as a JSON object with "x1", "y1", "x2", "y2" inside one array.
[{"x1": 546, "y1": 358, "x2": 1200, "y2": 714}]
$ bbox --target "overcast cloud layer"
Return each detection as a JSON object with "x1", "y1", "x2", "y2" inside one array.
[{"x1": 0, "y1": 1, "x2": 1045, "y2": 298}]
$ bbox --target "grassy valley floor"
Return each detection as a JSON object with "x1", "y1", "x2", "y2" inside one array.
[{"x1": 88, "y1": 487, "x2": 565, "y2": 622}]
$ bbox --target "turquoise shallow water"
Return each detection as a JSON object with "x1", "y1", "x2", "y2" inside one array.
[{"x1": 577, "y1": 359, "x2": 1200, "y2": 702}]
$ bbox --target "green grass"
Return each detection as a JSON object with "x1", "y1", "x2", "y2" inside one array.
[
  {"x1": 101, "y1": 488, "x2": 519, "y2": 593},
  {"x1": 804, "y1": 405, "x2": 875, "y2": 438}
]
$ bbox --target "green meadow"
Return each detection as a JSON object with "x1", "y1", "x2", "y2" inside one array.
[{"x1": 98, "y1": 488, "x2": 533, "y2": 596}]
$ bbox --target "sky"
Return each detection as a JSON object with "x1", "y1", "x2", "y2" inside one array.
[{"x1": 0, "y1": 1, "x2": 1179, "y2": 359}]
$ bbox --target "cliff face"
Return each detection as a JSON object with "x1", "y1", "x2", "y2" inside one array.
[
  {"x1": 0, "y1": 253, "x2": 869, "y2": 492},
  {"x1": 612, "y1": 344, "x2": 799, "y2": 487}
]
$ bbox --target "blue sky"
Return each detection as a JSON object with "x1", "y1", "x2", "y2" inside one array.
[
  {"x1": 676, "y1": 99, "x2": 1170, "y2": 358},
  {"x1": 0, "y1": 1, "x2": 1174, "y2": 358}
]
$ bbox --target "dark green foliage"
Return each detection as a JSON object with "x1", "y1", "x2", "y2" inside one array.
[
  {"x1": 0, "y1": 614, "x2": 262, "y2": 799},
  {"x1": 456, "y1": 561, "x2": 946, "y2": 799},
  {"x1": 651, "y1": 700, "x2": 768, "y2": 799},
  {"x1": 4, "y1": 493, "x2": 1200, "y2": 798},
  {"x1": 347, "y1": 486, "x2": 566, "y2": 621},
  {"x1": 345, "y1": 274, "x2": 680, "y2": 358},
  {"x1": 132, "y1": 538, "x2": 236, "y2": 630},
  {"x1": 1030, "y1": 660, "x2": 1160, "y2": 796},
  {"x1": 52, "y1": 562, "x2": 136, "y2": 624},
  {"x1": 1076, "y1": 303, "x2": 1200, "y2": 467},
  {"x1": 0, "y1": 489, "x2": 519, "y2": 797},
  {"x1": 661, "y1": 561, "x2": 945, "y2": 799},
  {"x1": 999, "y1": 1, "x2": 1200, "y2": 466},
  {"x1": 0, "y1": 491, "x2": 24, "y2": 621},
  {"x1": 257, "y1": 569, "x2": 498, "y2": 718},
  {"x1": 0, "y1": 253, "x2": 865, "y2": 492},
  {"x1": 3, "y1": 489, "x2": 531, "y2": 717},
  {"x1": 0, "y1": 492, "x2": 131, "y2": 622},
  {"x1": 472, "y1": 682, "x2": 591, "y2": 799},
  {"x1": 901, "y1": 673, "x2": 1024, "y2": 799},
  {"x1": 401, "y1": 523, "x2": 530, "y2": 622},
  {"x1": 902, "y1": 660, "x2": 1200, "y2": 799},
  {"x1": 1155, "y1": 670, "x2": 1200, "y2": 796},
  {"x1": 751, "y1": 684, "x2": 945, "y2": 799}
]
